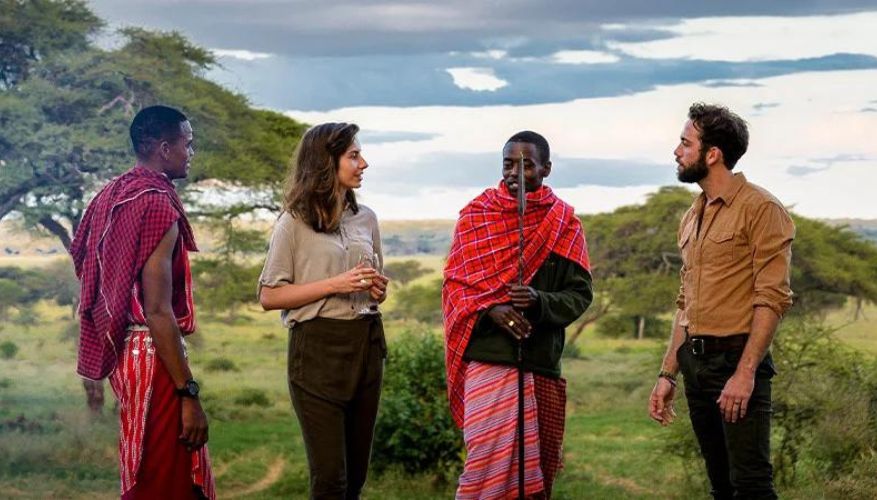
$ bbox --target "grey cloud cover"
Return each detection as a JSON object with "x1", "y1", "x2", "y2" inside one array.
[
  {"x1": 207, "y1": 52, "x2": 877, "y2": 110},
  {"x1": 362, "y1": 152, "x2": 674, "y2": 191},
  {"x1": 90, "y1": 1, "x2": 877, "y2": 58},
  {"x1": 88, "y1": 1, "x2": 877, "y2": 111},
  {"x1": 786, "y1": 154, "x2": 873, "y2": 176}
]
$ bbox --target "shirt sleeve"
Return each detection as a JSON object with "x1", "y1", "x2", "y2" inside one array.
[
  {"x1": 530, "y1": 257, "x2": 593, "y2": 328},
  {"x1": 675, "y1": 211, "x2": 694, "y2": 311},
  {"x1": 750, "y1": 201, "x2": 796, "y2": 317},
  {"x1": 675, "y1": 266, "x2": 686, "y2": 311},
  {"x1": 257, "y1": 216, "x2": 296, "y2": 299}
]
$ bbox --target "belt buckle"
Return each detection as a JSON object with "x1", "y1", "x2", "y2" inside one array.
[{"x1": 690, "y1": 338, "x2": 705, "y2": 356}]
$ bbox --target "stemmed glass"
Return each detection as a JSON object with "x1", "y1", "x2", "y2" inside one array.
[{"x1": 357, "y1": 251, "x2": 380, "y2": 314}]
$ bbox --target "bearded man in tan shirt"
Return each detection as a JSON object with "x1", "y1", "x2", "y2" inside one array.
[{"x1": 649, "y1": 103, "x2": 795, "y2": 500}]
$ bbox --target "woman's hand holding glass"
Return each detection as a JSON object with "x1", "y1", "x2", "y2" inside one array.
[
  {"x1": 356, "y1": 252, "x2": 388, "y2": 312},
  {"x1": 332, "y1": 263, "x2": 378, "y2": 294},
  {"x1": 369, "y1": 273, "x2": 390, "y2": 302}
]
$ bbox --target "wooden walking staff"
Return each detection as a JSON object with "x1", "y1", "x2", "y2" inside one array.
[{"x1": 516, "y1": 151, "x2": 526, "y2": 500}]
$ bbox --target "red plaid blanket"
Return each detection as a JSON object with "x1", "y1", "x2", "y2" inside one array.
[
  {"x1": 442, "y1": 182, "x2": 590, "y2": 427},
  {"x1": 70, "y1": 166, "x2": 197, "y2": 380}
]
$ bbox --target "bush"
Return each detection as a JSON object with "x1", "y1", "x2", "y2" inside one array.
[
  {"x1": 595, "y1": 314, "x2": 670, "y2": 339},
  {"x1": 562, "y1": 341, "x2": 582, "y2": 359},
  {"x1": 770, "y1": 318, "x2": 877, "y2": 487},
  {"x1": 205, "y1": 357, "x2": 239, "y2": 372},
  {"x1": 383, "y1": 260, "x2": 430, "y2": 285},
  {"x1": 0, "y1": 341, "x2": 19, "y2": 360},
  {"x1": 386, "y1": 278, "x2": 443, "y2": 324},
  {"x1": 233, "y1": 388, "x2": 271, "y2": 407},
  {"x1": 665, "y1": 317, "x2": 877, "y2": 497},
  {"x1": 372, "y1": 329, "x2": 463, "y2": 481},
  {"x1": 825, "y1": 452, "x2": 877, "y2": 500}
]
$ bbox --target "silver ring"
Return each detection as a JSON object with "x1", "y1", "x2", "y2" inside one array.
[{"x1": 508, "y1": 320, "x2": 515, "y2": 327}]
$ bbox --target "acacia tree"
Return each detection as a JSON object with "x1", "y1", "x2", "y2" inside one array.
[
  {"x1": 574, "y1": 187, "x2": 692, "y2": 340},
  {"x1": 571, "y1": 187, "x2": 877, "y2": 343},
  {"x1": 1, "y1": 0, "x2": 306, "y2": 412},
  {"x1": 1, "y1": 2, "x2": 305, "y2": 248}
]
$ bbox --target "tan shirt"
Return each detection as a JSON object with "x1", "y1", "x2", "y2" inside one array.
[
  {"x1": 258, "y1": 206, "x2": 383, "y2": 327},
  {"x1": 677, "y1": 173, "x2": 795, "y2": 335}
]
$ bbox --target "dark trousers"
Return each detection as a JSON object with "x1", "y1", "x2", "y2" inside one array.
[
  {"x1": 288, "y1": 316, "x2": 386, "y2": 500},
  {"x1": 677, "y1": 341, "x2": 778, "y2": 500}
]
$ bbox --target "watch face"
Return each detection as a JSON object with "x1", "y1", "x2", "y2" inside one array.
[{"x1": 185, "y1": 380, "x2": 200, "y2": 397}]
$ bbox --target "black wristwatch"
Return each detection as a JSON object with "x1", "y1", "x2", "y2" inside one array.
[{"x1": 175, "y1": 379, "x2": 200, "y2": 399}]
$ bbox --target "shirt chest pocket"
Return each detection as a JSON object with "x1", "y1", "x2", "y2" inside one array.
[{"x1": 702, "y1": 231, "x2": 735, "y2": 264}]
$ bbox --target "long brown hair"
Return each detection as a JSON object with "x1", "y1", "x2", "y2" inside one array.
[{"x1": 283, "y1": 122, "x2": 360, "y2": 232}]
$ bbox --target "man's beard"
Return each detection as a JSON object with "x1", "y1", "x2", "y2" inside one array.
[{"x1": 677, "y1": 151, "x2": 708, "y2": 183}]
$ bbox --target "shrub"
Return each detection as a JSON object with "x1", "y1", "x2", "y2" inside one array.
[
  {"x1": 372, "y1": 329, "x2": 463, "y2": 481},
  {"x1": 562, "y1": 341, "x2": 582, "y2": 359},
  {"x1": 386, "y1": 278, "x2": 443, "y2": 324},
  {"x1": 771, "y1": 318, "x2": 877, "y2": 487},
  {"x1": 205, "y1": 357, "x2": 239, "y2": 372},
  {"x1": 595, "y1": 314, "x2": 670, "y2": 339},
  {"x1": 233, "y1": 388, "x2": 271, "y2": 407},
  {"x1": 383, "y1": 260, "x2": 430, "y2": 285},
  {"x1": 0, "y1": 341, "x2": 19, "y2": 360},
  {"x1": 665, "y1": 317, "x2": 877, "y2": 497}
]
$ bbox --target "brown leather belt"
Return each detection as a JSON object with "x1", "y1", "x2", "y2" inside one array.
[{"x1": 686, "y1": 333, "x2": 749, "y2": 356}]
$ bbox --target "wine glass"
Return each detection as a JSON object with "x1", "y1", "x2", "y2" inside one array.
[{"x1": 357, "y1": 251, "x2": 380, "y2": 314}]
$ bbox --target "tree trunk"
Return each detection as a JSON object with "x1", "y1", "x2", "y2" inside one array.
[
  {"x1": 0, "y1": 176, "x2": 44, "y2": 221},
  {"x1": 854, "y1": 297, "x2": 865, "y2": 320},
  {"x1": 83, "y1": 379, "x2": 105, "y2": 416},
  {"x1": 38, "y1": 216, "x2": 72, "y2": 251},
  {"x1": 637, "y1": 316, "x2": 645, "y2": 340},
  {"x1": 565, "y1": 300, "x2": 611, "y2": 348}
]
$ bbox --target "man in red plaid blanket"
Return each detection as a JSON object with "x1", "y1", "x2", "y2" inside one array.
[
  {"x1": 70, "y1": 105, "x2": 214, "y2": 499},
  {"x1": 443, "y1": 131, "x2": 593, "y2": 499}
]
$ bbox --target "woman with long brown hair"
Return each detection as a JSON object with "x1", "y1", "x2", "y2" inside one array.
[{"x1": 258, "y1": 122, "x2": 389, "y2": 499}]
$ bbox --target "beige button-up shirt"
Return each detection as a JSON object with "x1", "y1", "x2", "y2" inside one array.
[
  {"x1": 677, "y1": 173, "x2": 795, "y2": 335},
  {"x1": 258, "y1": 206, "x2": 383, "y2": 327}
]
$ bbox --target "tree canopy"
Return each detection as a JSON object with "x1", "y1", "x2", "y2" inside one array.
[
  {"x1": 577, "y1": 186, "x2": 877, "y2": 340},
  {"x1": 0, "y1": 0, "x2": 306, "y2": 249}
]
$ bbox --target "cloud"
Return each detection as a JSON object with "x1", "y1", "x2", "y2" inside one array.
[
  {"x1": 358, "y1": 130, "x2": 439, "y2": 144},
  {"x1": 207, "y1": 50, "x2": 877, "y2": 111},
  {"x1": 469, "y1": 50, "x2": 508, "y2": 60},
  {"x1": 787, "y1": 154, "x2": 870, "y2": 176},
  {"x1": 606, "y1": 12, "x2": 877, "y2": 62},
  {"x1": 288, "y1": 69, "x2": 877, "y2": 219},
  {"x1": 90, "y1": 1, "x2": 877, "y2": 58},
  {"x1": 702, "y1": 80, "x2": 762, "y2": 88},
  {"x1": 550, "y1": 50, "x2": 620, "y2": 64},
  {"x1": 211, "y1": 49, "x2": 273, "y2": 61},
  {"x1": 445, "y1": 67, "x2": 509, "y2": 92},
  {"x1": 552, "y1": 158, "x2": 675, "y2": 186},
  {"x1": 358, "y1": 184, "x2": 665, "y2": 220},
  {"x1": 787, "y1": 165, "x2": 830, "y2": 176},
  {"x1": 752, "y1": 102, "x2": 780, "y2": 111}
]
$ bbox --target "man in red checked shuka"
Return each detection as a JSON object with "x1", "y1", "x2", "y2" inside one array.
[
  {"x1": 443, "y1": 131, "x2": 593, "y2": 499},
  {"x1": 70, "y1": 105, "x2": 215, "y2": 499}
]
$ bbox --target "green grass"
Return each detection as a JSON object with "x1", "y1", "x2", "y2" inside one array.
[
  {"x1": 827, "y1": 300, "x2": 877, "y2": 354},
  {"x1": 2, "y1": 284, "x2": 875, "y2": 498}
]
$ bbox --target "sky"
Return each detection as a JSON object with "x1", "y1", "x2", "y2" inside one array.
[{"x1": 89, "y1": 1, "x2": 877, "y2": 220}]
